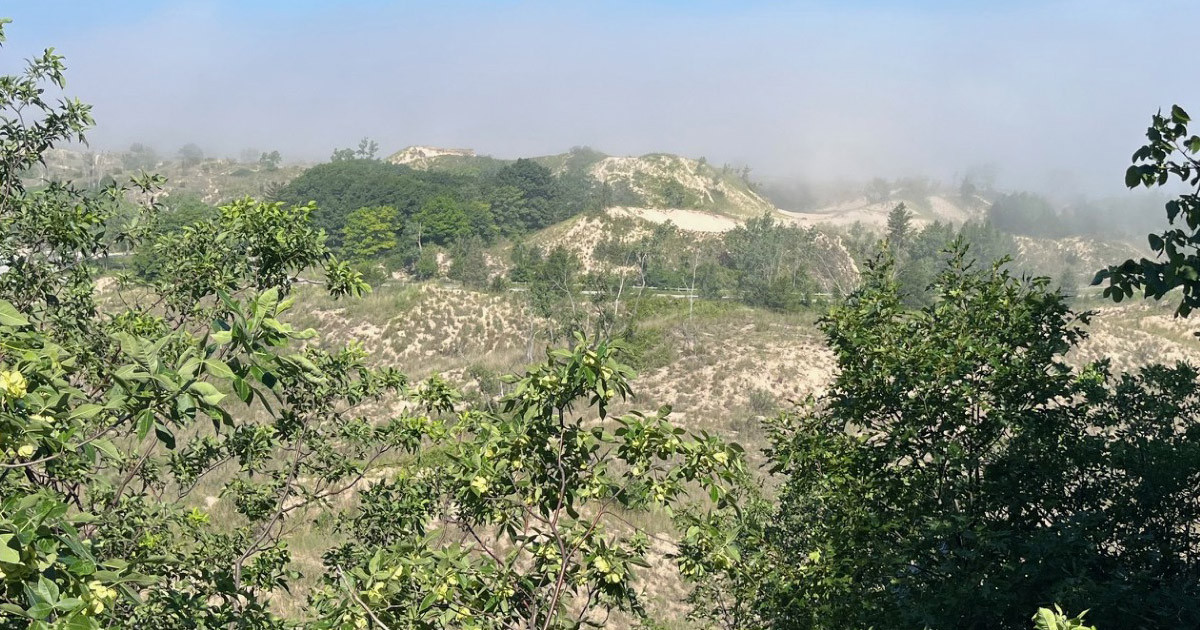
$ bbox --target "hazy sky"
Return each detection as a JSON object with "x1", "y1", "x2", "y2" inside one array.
[{"x1": 4, "y1": 1, "x2": 1198, "y2": 193}]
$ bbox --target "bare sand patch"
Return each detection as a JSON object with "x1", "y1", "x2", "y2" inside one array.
[{"x1": 608, "y1": 206, "x2": 741, "y2": 232}]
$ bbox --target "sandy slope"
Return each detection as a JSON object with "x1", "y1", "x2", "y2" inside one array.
[
  {"x1": 608, "y1": 206, "x2": 741, "y2": 232},
  {"x1": 779, "y1": 194, "x2": 977, "y2": 229}
]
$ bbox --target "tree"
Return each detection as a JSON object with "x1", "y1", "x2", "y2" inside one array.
[
  {"x1": 885, "y1": 202, "x2": 913, "y2": 249},
  {"x1": 487, "y1": 184, "x2": 532, "y2": 236},
  {"x1": 722, "y1": 214, "x2": 816, "y2": 311},
  {"x1": 177, "y1": 143, "x2": 204, "y2": 169},
  {"x1": 258, "y1": 150, "x2": 281, "y2": 171},
  {"x1": 341, "y1": 205, "x2": 400, "y2": 262},
  {"x1": 355, "y1": 137, "x2": 379, "y2": 160},
  {"x1": 892, "y1": 220, "x2": 954, "y2": 306},
  {"x1": 660, "y1": 178, "x2": 690, "y2": 208},
  {"x1": 887, "y1": 220, "x2": 1014, "y2": 308},
  {"x1": 463, "y1": 198, "x2": 498, "y2": 242},
  {"x1": 717, "y1": 246, "x2": 1200, "y2": 630},
  {"x1": 511, "y1": 245, "x2": 588, "y2": 346},
  {"x1": 491, "y1": 158, "x2": 559, "y2": 230},
  {"x1": 1095, "y1": 105, "x2": 1200, "y2": 317},
  {"x1": 865, "y1": 177, "x2": 891, "y2": 204},
  {"x1": 273, "y1": 159, "x2": 481, "y2": 247},
  {"x1": 309, "y1": 338, "x2": 746, "y2": 630},
  {"x1": 412, "y1": 195, "x2": 470, "y2": 246},
  {"x1": 0, "y1": 20, "x2": 381, "y2": 627},
  {"x1": 958, "y1": 175, "x2": 979, "y2": 202},
  {"x1": 413, "y1": 245, "x2": 440, "y2": 279},
  {"x1": 121, "y1": 143, "x2": 159, "y2": 171},
  {"x1": 987, "y1": 192, "x2": 1065, "y2": 237},
  {"x1": 330, "y1": 138, "x2": 380, "y2": 162},
  {"x1": 448, "y1": 235, "x2": 491, "y2": 289},
  {"x1": 494, "y1": 158, "x2": 556, "y2": 201}
]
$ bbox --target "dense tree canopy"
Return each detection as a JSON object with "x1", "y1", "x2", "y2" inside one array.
[
  {"x1": 274, "y1": 151, "x2": 591, "y2": 265},
  {"x1": 987, "y1": 192, "x2": 1065, "y2": 238},
  {"x1": 272, "y1": 160, "x2": 478, "y2": 247}
]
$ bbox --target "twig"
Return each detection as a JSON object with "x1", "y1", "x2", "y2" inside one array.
[{"x1": 336, "y1": 566, "x2": 394, "y2": 630}]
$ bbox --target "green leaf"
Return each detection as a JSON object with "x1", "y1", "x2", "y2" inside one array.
[
  {"x1": 154, "y1": 423, "x2": 176, "y2": 449},
  {"x1": 63, "y1": 613, "x2": 98, "y2": 630},
  {"x1": 204, "y1": 359, "x2": 235, "y2": 380},
  {"x1": 232, "y1": 376, "x2": 252, "y2": 403},
  {"x1": 285, "y1": 354, "x2": 320, "y2": 374},
  {"x1": 0, "y1": 300, "x2": 29, "y2": 327},
  {"x1": 54, "y1": 597, "x2": 84, "y2": 612},
  {"x1": 27, "y1": 602, "x2": 53, "y2": 621},
  {"x1": 0, "y1": 533, "x2": 20, "y2": 563},
  {"x1": 136, "y1": 410, "x2": 155, "y2": 441},
  {"x1": 91, "y1": 438, "x2": 121, "y2": 462},
  {"x1": 1125, "y1": 165, "x2": 1141, "y2": 188},
  {"x1": 1172, "y1": 104, "x2": 1190, "y2": 124},
  {"x1": 69, "y1": 404, "x2": 104, "y2": 421},
  {"x1": 1032, "y1": 607, "x2": 1058, "y2": 630},
  {"x1": 188, "y1": 381, "x2": 226, "y2": 406},
  {"x1": 253, "y1": 287, "x2": 280, "y2": 324},
  {"x1": 35, "y1": 576, "x2": 60, "y2": 604}
]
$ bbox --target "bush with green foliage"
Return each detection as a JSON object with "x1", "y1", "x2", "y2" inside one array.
[
  {"x1": 311, "y1": 337, "x2": 746, "y2": 629},
  {"x1": 1096, "y1": 104, "x2": 1200, "y2": 318},
  {"x1": 0, "y1": 20, "x2": 388, "y2": 627},
  {"x1": 885, "y1": 203, "x2": 913, "y2": 248},
  {"x1": 130, "y1": 194, "x2": 219, "y2": 280},
  {"x1": 688, "y1": 247, "x2": 1200, "y2": 630},
  {"x1": 121, "y1": 143, "x2": 159, "y2": 171},
  {"x1": 276, "y1": 149, "x2": 590, "y2": 258},
  {"x1": 412, "y1": 246, "x2": 441, "y2": 280},
  {"x1": 258, "y1": 150, "x2": 281, "y2": 172},
  {"x1": 448, "y1": 236, "x2": 491, "y2": 289},
  {"x1": 1033, "y1": 607, "x2": 1097, "y2": 630},
  {"x1": 590, "y1": 214, "x2": 823, "y2": 311}
]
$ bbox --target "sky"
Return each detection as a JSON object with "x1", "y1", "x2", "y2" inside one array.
[{"x1": 3, "y1": 0, "x2": 1198, "y2": 194}]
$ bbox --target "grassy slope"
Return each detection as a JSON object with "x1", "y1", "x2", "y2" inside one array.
[{"x1": 287, "y1": 278, "x2": 1200, "y2": 441}]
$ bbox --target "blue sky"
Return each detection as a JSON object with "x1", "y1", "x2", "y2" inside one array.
[{"x1": 3, "y1": 1, "x2": 1198, "y2": 193}]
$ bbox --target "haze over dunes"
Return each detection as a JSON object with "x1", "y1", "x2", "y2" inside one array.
[{"x1": 4, "y1": 1, "x2": 1199, "y2": 194}]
